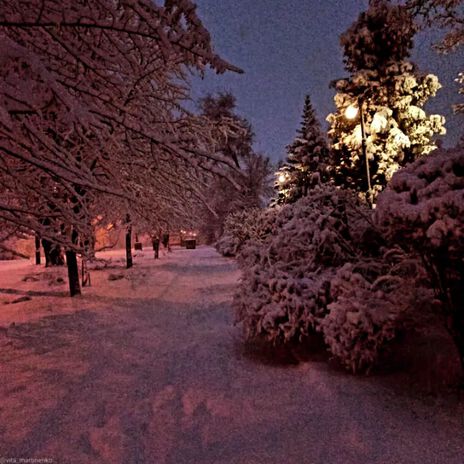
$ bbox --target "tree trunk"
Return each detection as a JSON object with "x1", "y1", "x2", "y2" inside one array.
[
  {"x1": 66, "y1": 227, "x2": 81, "y2": 297},
  {"x1": 153, "y1": 238, "x2": 160, "y2": 259},
  {"x1": 42, "y1": 239, "x2": 51, "y2": 267},
  {"x1": 35, "y1": 234, "x2": 41, "y2": 265},
  {"x1": 66, "y1": 250, "x2": 81, "y2": 296},
  {"x1": 42, "y1": 239, "x2": 65, "y2": 266},
  {"x1": 81, "y1": 259, "x2": 91, "y2": 287},
  {"x1": 126, "y1": 223, "x2": 133, "y2": 269}
]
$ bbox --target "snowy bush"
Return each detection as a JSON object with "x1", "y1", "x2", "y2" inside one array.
[
  {"x1": 321, "y1": 251, "x2": 429, "y2": 373},
  {"x1": 376, "y1": 145, "x2": 464, "y2": 370},
  {"x1": 234, "y1": 186, "x2": 375, "y2": 344},
  {"x1": 215, "y1": 208, "x2": 276, "y2": 257},
  {"x1": 233, "y1": 183, "x2": 432, "y2": 372}
]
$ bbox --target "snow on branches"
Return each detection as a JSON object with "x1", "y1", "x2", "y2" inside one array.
[
  {"x1": 342, "y1": 0, "x2": 416, "y2": 73},
  {"x1": 406, "y1": 0, "x2": 464, "y2": 53},
  {"x1": 376, "y1": 144, "x2": 464, "y2": 369},
  {"x1": 406, "y1": 0, "x2": 464, "y2": 113},
  {"x1": 215, "y1": 207, "x2": 276, "y2": 258},
  {"x1": 0, "y1": 0, "x2": 243, "y2": 255},
  {"x1": 376, "y1": 145, "x2": 464, "y2": 256},
  {"x1": 275, "y1": 95, "x2": 329, "y2": 205},
  {"x1": 320, "y1": 253, "x2": 428, "y2": 373},
  {"x1": 197, "y1": 93, "x2": 274, "y2": 243},
  {"x1": 234, "y1": 184, "x2": 429, "y2": 372},
  {"x1": 455, "y1": 72, "x2": 464, "y2": 114},
  {"x1": 327, "y1": 0, "x2": 446, "y2": 201}
]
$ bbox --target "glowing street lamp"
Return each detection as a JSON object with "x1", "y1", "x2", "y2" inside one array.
[
  {"x1": 345, "y1": 98, "x2": 373, "y2": 207},
  {"x1": 345, "y1": 104, "x2": 359, "y2": 120}
]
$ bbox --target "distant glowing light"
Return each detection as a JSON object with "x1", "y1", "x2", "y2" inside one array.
[
  {"x1": 278, "y1": 173, "x2": 286, "y2": 183},
  {"x1": 345, "y1": 105, "x2": 359, "y2": 120}
]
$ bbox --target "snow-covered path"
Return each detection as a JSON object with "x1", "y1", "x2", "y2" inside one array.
[{"x1": 0, "y1": 246, "x2": 463, "y2": 463}]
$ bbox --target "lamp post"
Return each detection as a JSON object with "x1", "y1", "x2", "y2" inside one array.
[{"x1": 345, "y1": 98, "x2": 373, "y2": 207}]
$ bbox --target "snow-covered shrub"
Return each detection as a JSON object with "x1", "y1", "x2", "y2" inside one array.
[
  {"x1": 215, "y1": 209, "x2": 257, "y2": 257},
  {"x1": 321, "y1": 249, "x2": 430, "y2": 373},
  {"x1": 376, "y1": 145, "x2": 464, "y2": 370},
  {"x1": 234, "y1": 185, "x2": 376, "y2": 344},
  {"x1": 233, "y1": 183, "x2": 433, "y2": 372},
  {"x1": 215, "y1": 208, "x2": 276, "y2": 257}
]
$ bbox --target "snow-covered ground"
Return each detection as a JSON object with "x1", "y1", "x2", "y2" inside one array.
[{"x1": 0, "y1": 246, "x2": 463, "y2": 463}]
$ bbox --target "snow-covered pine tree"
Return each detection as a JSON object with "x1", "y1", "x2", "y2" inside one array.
[
  {"x1": 327, "y1": 0, "x2": 446, "y2": 202},
  {"x1": 275, "y1": 95, "x2": 328, "y2": 204}
]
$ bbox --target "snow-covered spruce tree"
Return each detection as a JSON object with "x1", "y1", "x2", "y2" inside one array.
[
  {"x1": 327, "y1": 0, "x2": 446, "y2": 201},
  {"x1": 376, "y1": 145, "x2": 464, "y2": 372},
  {"x1": 275, "y1": 95, "x2": 329, "y2": 204}
]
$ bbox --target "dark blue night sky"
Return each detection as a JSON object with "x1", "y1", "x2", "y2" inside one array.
[{"x1": 191, "y1": 0, "x2": 463, "y2": 163}]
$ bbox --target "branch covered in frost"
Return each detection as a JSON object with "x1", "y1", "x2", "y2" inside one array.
[{"x1": 0, "y1": 0, "x2": 244, "y2": 253}]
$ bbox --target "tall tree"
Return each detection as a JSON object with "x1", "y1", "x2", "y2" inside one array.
[
  {"x1": 275, "y1": 95, "x2": 329, "y2": 204},
  {"x1": 327, "y1": 0, "x2": 446, "y2": 202},
  {"x1": 197, "y1": 93, "x2": 273, "y2": 242},
  {"x1": 0, "y1": 0, "x2": 242, "y2": 295}
]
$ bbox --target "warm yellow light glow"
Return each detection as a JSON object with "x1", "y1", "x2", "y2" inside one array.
[
  {"x1": 345, "y1": 104, "x2": 359, "y2": 120},
  {"x1": 278, "y1": 173, "x2": 286, "y2": 183}
]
